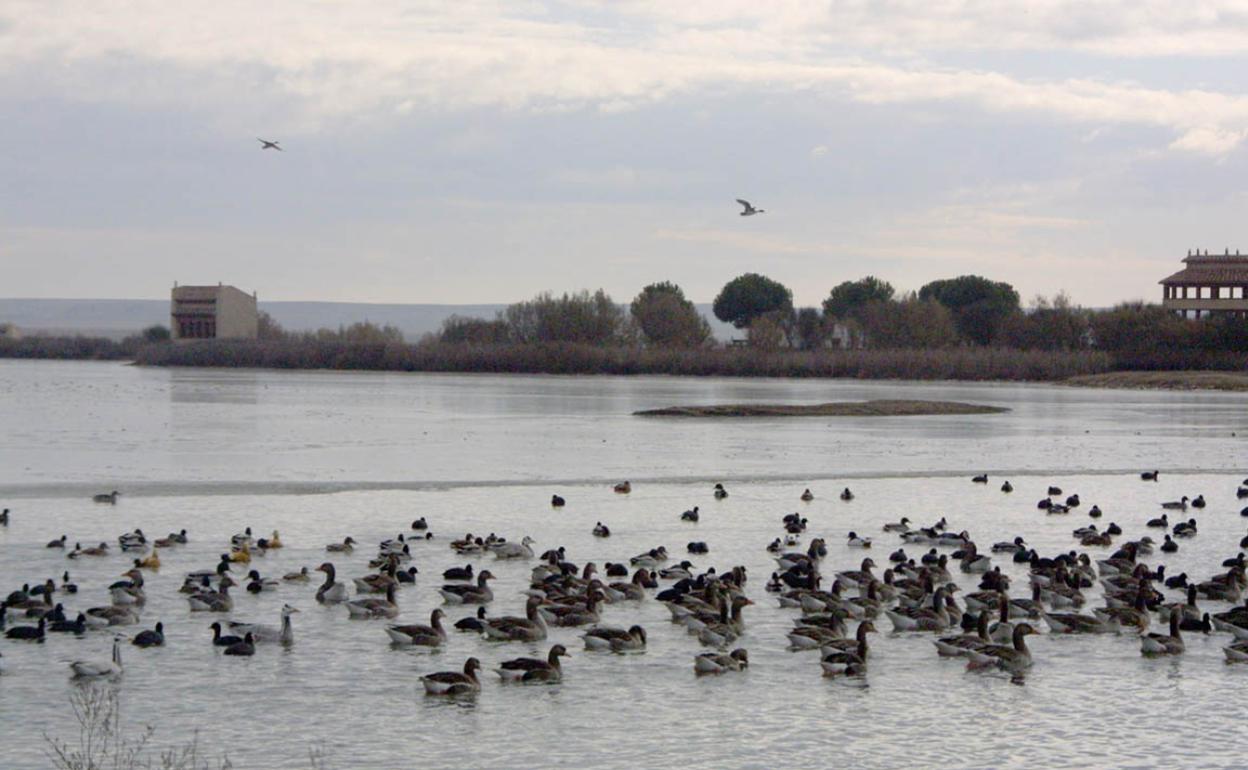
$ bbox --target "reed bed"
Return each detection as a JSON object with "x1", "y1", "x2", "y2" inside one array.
[
  {"x1": 131, "y1": 340, "x2": 1115, "y2": 382},
  {"x1": 0, "y1": 336, "x2": 133, "y2": 360}
]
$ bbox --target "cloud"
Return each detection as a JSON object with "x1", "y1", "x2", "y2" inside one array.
[
  {"x1": 3, "y1": 2, "x2": 1248, "y2": 152},
  {"x1": 809, "y1": 145, "x2": 829, "y2": 158},
  {"x1": 1169, "y1": 126, "x2": 1247, "y2": 155}
]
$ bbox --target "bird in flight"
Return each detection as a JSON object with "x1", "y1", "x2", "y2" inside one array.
[
  {"x1": 736, "y1": 199, "x2": 764, "y2": 216},
  {"x1": 258, "y1": 138, "x2": 283, "y2": 151}
]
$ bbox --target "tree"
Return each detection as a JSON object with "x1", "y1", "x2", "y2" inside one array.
[
  {"x1": 140, "y1": 324, "x2": 170, "y2": 343},
  {"x1": 439, "y1": 315, "x2": 510, "y2": 345},
  {"x1": 308, "y1": 321, "x2": 403, "y2": 344},
  {"x1": 822, "y1": 276, "x2": 895, "y2": 321},
  {"x1": 793, "y1": 307, "x2": 827, "y2": 350},
  {"x1": 1088, "y1": 302, "x2": 1189, "y2": 354},
  {"x1": 747, "y1": 311, "x2": 787, "y2": 349},
  {"x1": 857, "y1": 295, "x2": 958, "y2": 349},
  {"x1": 257, "y1": 311, "x2": 287, "y2": 341},
  {"x1": 918, "y1": 275, "x2": 1020, "y2": 345},
  {"x1": 997, "y1": 292, "x2": 1089, "y2": 351},
  {"x1": 503, "y1": 289, "x2": 628, "y2": 345},
  {"x1": 629, "y1": 282, "x2": 711, "y2": 348},
  {"x1": 712, "y1": 273, "x2": 793, "y2": 330}
]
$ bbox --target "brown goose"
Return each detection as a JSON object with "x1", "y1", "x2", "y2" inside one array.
[
  {"x1": 1140, "y1": 613, "x2": 1184, "y2": 656},
  {"x1": 933, "y1": 613, "x2": 992, "y2": 656},
  {"x1": 422, "y1": 658, "x2": 481, "y2": 695},
  {"x1": 315, "y1": 563, "x2": 349, "y2": 604},
  {"x1": 967, "y1": 623, "x2": 1036, "y2": 672},
  {"x1": 496, "y1": 644, "x2": 570, "y2": 683},
  {"x1": 345, "y1": 584, "x2": 399, "y2": 619},
  {"x1": 546, "y1": 592, "x2": 605, "y2": 628},
  {"x1": 439, "y1": 571, "x2": 495, "y2": 605},
  {"x1": 187, "y1": 576, "x2": 236, "y2": 613},
  {"x1": 583, "y1": 624, "x2": 646, "y2": 652},
  {"x1": 484, "y1": 598, "x2": 548, "y2": 641},
  {"x1": 694, "y1": 648, "x2": 749, "y2": 674},
  {"x1": 386, "y1": 609, "x2": 448, "y2": 646},
  {"x1": 821, "y1": 624, "x2": 874, "y2": 676}
]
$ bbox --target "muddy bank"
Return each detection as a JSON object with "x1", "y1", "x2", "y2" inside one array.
[{"x1": 635, "y1": 399, "x2": 1009, "y2": 417}]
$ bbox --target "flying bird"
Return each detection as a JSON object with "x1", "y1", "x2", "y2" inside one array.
[
  {"x1": 258, "y1": 138, "x2": 283, "y2": 151},
  {"x1": 736, "y1": 199, "x2": 764, "y2": 216}
]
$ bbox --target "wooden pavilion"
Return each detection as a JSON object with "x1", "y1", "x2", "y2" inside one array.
[{"x1": 1160, "y1": 250, "x2": 1248, "y2": 318}]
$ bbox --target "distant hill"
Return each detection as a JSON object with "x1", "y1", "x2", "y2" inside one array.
[{"x1": 0, "y1": 298, "x2": 739, "y2": 342}]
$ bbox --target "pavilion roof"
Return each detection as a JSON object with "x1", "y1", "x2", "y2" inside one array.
[{"x1": 1159, "y1": 253, "x2": 1248, "y2": 285}]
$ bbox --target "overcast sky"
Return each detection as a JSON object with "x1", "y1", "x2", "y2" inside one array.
[{"x1": 4, "y1": 1, "x2": 1248, "y2": 308}]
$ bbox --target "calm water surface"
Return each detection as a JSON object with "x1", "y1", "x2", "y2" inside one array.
[{"x1": 1, "y1": 360, "x2": 1247, "y2": 769}]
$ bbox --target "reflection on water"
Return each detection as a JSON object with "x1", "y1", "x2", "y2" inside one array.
[{"x1": 2, "y1": 360, "x2": 1247, "y2": 493}]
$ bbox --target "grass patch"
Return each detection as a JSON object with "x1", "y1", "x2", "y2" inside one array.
[
  {"x1": 1064, "y1": 370, "x2": 1248, "y2": 391},
  {"x1": 635, "y1": 399, "x2": 1009, "y2": 417}
]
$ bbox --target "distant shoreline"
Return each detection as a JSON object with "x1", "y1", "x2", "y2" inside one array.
[
  {"x1": 635, "y1": 400, "x2": 1009, "y2": 417},
  {"x1": 1064, "y1": 371, "x2": 1248, "y2": 392}
]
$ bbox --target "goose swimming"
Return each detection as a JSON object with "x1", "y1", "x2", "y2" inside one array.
[
  {"x1": 583, "y1": 624, "x2": 647, "y2": 652},
  {"x1": 496, "y1": 644, "x2": 569, "y2": 683},
  {"x1": 694, "y1": 648, "x2": 749, "y2": 675},
  {"x1": 70, "y1": 635, "x2": 124, "y2": 678},
  {"x1": 967, "y1": 623, "x2": 1036, "y2": 673},
  {"x1": 229, "y1": 604, "x2": 299, "y2": 644},
  {"x1": 386, "y1": 609, "x2": 448, "y2": 646},
  {"x1": 439, "y1": 570, "x2": 495, "y2": 604},
  {"x1": 345, "y1": 584, "x2": 399, "y2": 619},
  {"x1": 492, "y1": 536, "x2": 536, "y2": 560},
  {"x1": 315, "y1": 563, "x2": 349, "y2": 604},
  {"x1": 1140, "y1": 613, "x2": 1184, "y2": 656},
  {"x1": 421, "y1": 658, "x2": 481, "y2": 695}
]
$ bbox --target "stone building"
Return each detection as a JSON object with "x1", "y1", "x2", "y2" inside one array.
[
  {"x1": 170, "y1": 284, "x2": 259, "y2": 340},
  {"x1": 1160, "y1": 250, "x2": 1248, "y2": 319}
]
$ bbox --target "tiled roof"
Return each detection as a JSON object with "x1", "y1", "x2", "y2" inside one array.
[{"x1": 1159, "y1": 255, "x2": 1248, "y2": 285}]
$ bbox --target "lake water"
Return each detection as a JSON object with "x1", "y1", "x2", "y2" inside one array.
[{"x1": 2, "y1": 360, "x2": 1247, "y2": 769}]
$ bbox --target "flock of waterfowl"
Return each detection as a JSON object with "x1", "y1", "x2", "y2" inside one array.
[{"x1": 5, "y1": 470, "x2": 1248, "y2": 694}]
